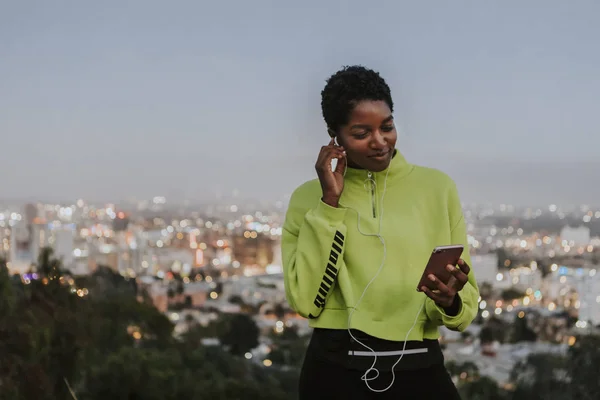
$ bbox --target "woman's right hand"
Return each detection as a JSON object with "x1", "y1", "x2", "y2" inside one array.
[{"x1": 315, "y1": 138, "x2": 347, "y2": 208}]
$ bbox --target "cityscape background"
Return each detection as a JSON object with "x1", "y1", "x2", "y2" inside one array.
[{"x1": 2, "y1": 1, "x2": 600, "y2": 399}]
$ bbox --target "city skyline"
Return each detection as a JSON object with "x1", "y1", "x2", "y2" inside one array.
[{"x1": 2, "y1": 1, "x2": 599, "y2": 205}]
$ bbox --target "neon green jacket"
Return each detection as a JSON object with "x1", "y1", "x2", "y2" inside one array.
[{"x1": 282, "y1": 150, "x2": 479, "y2": 341}]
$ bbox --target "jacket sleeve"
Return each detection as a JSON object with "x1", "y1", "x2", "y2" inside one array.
[
  {"x1": 282, "y1": 191, "x2": 348, "y2": 319},
  {"x1": 425, "y1": 181, "x2": 480, "y2": 332}
]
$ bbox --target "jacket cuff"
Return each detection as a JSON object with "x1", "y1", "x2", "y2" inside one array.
[{"x1": 313, "y1": 200, "x2": 348, "y2": 224}]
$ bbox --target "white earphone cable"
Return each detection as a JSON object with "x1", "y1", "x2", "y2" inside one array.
[{"x1": 340, "y1": 157, "x2": 425, "y2": 393}]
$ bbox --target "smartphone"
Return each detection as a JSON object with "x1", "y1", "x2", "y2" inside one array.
[{"x1": 416, "y1": 245, "x2": 464, "y2": 292}]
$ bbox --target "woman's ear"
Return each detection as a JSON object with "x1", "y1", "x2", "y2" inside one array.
[{"x1": 327, "y1": 128, "x2": 339, "y2": 145}]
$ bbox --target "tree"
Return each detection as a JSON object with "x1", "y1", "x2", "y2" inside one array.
[
  {"x1": 510, "y1": 314, "x2": 537, "y2": 343},
  {"x1": 445, "y1": 361, "x2": 508, "y2": 400},
  {"x1": 479, "y1": 327, "x2": 494, "y2": 344},
  {"x1": 459, "y1": 376, "x2": 507, "y2": 400},
  {"x1": 0, "y1": 247, "x2": 297, "y2": 400},
  {"x1": 566, "y1": 335, "x2": 600, "y2": 398},
  {"x1": 509, "y1": 335, "x2": 600, "y2": 400},
  {"x1": 78, "y1": 265, "x2": 137, "y2": 298},
  {"x1": 216, "y1": 313, "x2": 259, "y2": 356},
  {"x1": 500, "y1": 288, "x2": 525, "y2": 301},
  {"x1": 0, "y1": 257, "x2": 15, "y2": 316},
  {"x1": 176, "y1": 279, "x2": 184, "y2": 296},
  {"x1": 0, "y1": 258, "x2": 19, "y2": 399},
  {"x1": 496, "y1": 248, "x2": 510, "y2": 269},
  {"x1": 479, "y1": 282, "x2": 494, "y2": 300},
  {"x1": 268, "y1": 325, "x2": 308, "y2": 368},
  {"x1": 446, "y1": 360, "x2": 480, "y2": 381},
  {"x1": 36, "y1": 247, "x2": 62, "y2": 280},
  {"x1": 536, "y1": 259, "x2": 551, "y2": 279},
  {"x1": 0, "y1": 250, "x2": 87, "y2": 400},
  {"x1": 228, "y1": 294, "x2": 245, "y2": 306},
  {"x1": 480, "y1": 317, "x2": 508, "y2": 344},
  {"x1": 510, "y1": 353, "x2": 569, "y2": 400},
  {"x1": 273, "y1": 303, "x2": 286, "y2": 319},
  {"x1": 80, "y1": 345, "x2": 291, "y2": 400}
]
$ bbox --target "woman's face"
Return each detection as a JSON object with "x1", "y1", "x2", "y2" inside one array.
[{"x1": 335, "y1": 100, "x2": 397, "y2": 172}]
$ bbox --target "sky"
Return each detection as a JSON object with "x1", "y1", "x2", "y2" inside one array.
[{"x1": 1, "y1": 0, "x2": 599, "y2": 206}]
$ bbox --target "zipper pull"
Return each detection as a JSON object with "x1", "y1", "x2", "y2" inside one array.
[{"x1": 367, "y1": 171, "x2": 376, "y2": 218}]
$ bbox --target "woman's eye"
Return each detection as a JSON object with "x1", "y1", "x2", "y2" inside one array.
[{"x1": 381, "y1": 125, "x2": 394, "y2": 132}]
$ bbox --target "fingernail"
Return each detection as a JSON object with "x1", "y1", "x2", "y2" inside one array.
[
  {"x1": 428, "y1": 275, "x2": 435, "y2": 281},
  {"x1": 446, "y1": 265, "x2": 454, "y2": 272}
]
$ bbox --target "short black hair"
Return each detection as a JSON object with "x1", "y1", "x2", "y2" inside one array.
[{"x1": 321, "y1": 65, "x2": 393, "y2": 133}]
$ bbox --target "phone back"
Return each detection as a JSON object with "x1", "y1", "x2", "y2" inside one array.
[{"x1": 417, "y1": 245, "x2": 464, "y2": 291}]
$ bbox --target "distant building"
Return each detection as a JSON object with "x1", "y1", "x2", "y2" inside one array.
[
  {"x1": 54, "y1": 227, "x2": 75, "y2": 267},
  {"x1": 560, "y1": 225, "x2": 590, "y2": 245},
  {"x1": 137, "y1": 277, "x2": 208, "y2": 313},
  {"x1": 8, "y1": 220, "x2": 44, "y2": 274},
  {"x1": 112, "y1": 212, "x2": 130, "y2": 232},
  {"x1": 232, "y1": 234, "x2": 275, "y2": 271},
  {"x1": 23, "y1": 203, "x2": 38, "y2": 224},
  {"x1": 471, "y1": 253, "x2": 499, "y2": 284}
]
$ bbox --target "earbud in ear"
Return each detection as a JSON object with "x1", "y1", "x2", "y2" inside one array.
[{"x1": 327, "y1": 129, "x2": 340, "y2": 146}]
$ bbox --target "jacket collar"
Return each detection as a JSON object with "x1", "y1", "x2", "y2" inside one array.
[{"x1": 344, "y1": 149, "x2": 414, "y2": 182}]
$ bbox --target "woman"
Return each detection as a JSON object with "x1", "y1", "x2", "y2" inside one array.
[{"x1": 282, "y1": 65, "x2": 479, "y2": 399}]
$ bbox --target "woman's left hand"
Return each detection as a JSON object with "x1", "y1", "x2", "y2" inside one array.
[{"x1": 420, "y1": 259, "x2": 471, "y2": 309}]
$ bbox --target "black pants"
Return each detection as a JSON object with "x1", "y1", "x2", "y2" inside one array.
[{"x1": 299, "y1": 330, "x2": 461, "y2": 400}]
